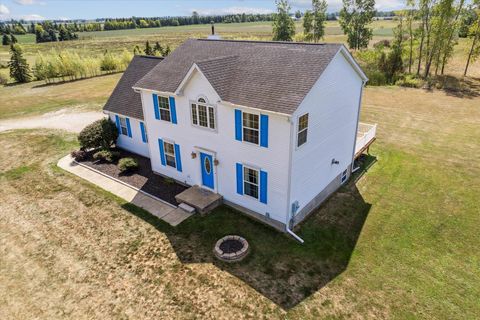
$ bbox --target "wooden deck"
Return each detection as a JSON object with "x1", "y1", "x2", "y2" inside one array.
[{"x1": 355, "y1": 122, "x2": 377, "y2": 159}]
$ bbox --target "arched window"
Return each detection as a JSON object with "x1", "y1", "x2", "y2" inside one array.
[{"x1": 191, "y1": 96, "x2": 215, "y2": 130}]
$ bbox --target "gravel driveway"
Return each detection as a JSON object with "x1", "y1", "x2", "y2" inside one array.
[{"x1": 0, "y1": 109, "x2": 106, "y2": 133}]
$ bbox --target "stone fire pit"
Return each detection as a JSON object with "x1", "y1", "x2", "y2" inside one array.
[{"x1": 213, "y1": 235, "x2": 249, "y2": 262}]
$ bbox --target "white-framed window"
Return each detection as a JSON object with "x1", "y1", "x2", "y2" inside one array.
[
  {"x1": 341, "y1": 169, "x2": 348, "y2": 184},
  {"x1": 119, "y1": 117, "x2": 128, "y2": 136},
  {"x1": 243, "y1": 112, "x2": 259, "y2": 145},
  {"x1": 297, "y1": 113, "x2": 309, "y2": 147},
  {"x1": 243, "y1": 166, "x2": 259, "y2": 199},
  {"x1": 191, "y1": 97, "x2": 215, "y2": 130},
  {"x1": 163, "y1": 141, "x2": 176, "y2": 168},
  {"x1": 158, "y1": 96, "x2": 171, "y2": 122}
]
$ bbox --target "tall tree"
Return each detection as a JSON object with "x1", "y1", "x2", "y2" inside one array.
[
  {"x1": 339, "y1": 0, "x2": 376, "y2": 50},
  {"x1": 144, "y1": 41, "x2": 154, "y2": 56},
  {"x1": 312, "y1": 0, "x2": 328, "y2": 42},
  {"x1": 2, "y1": 34, "x2": 11, "y2": 46},
  {"x1": 464, "y1": 3, "x2": 480, "y2": 76},
  {"x1": 416, "y1": 0, "x2": 431, "y2": 76},
  {"x1": 8, "y1": 44, "x2": 31, "y2": 83},
  {"x1": 272, "y1": 0, "x2": 296, "y2": 41},
  {"x1": 423, "y1": 0, "x2": 455, "y2": 78},
  {"x1": 440, "y1": 0, "x2": 466, "y2": 74},
  {"x1": 303, "y1": 10, "x2": 314, "y2": 40},
  {"x1": 406, "y1": 1, "x2": 416, "y2": 73},
  {"x1": 295, "y1": 10, "x2": 302, "y2": 19}
]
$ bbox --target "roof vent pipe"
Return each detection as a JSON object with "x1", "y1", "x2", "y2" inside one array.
[{"x1": 207, "y1": 22, "x2": 221, "y2": 40}]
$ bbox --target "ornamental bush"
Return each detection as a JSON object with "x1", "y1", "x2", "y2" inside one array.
[
  {"x1": 78, "y1": 118, "x2": 118, "y2": 150},
  {"x1": 71, "y1": 149, "x2": 88, "y2": 161},
  {"x1": 93, "y1": 149, "x2": 120, "y2": 163},
  {"x1": 118, "y1": 157, "x2": 138, "y2": 173}
]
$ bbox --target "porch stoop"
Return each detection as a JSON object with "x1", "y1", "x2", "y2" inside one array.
[{"x1": 175, "y1": 185, "x2": 223, "y2": 215}]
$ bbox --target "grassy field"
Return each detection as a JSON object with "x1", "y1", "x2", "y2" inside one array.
[
  {"x1": 0, "y1": 73, "x2": 120, "y2": 119},
  {"x1": 1, "y1": 20, "x2": 478, "y2": 81},
  {"x1": 0, "y1": 85, "x2": 479, "y2": 319}
]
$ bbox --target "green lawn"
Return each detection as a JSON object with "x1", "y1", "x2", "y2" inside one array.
[
  {"x1": 0, "y1": 86, "x2": 479, "y2": 318},
  {"x1": 0, "y1": 73, "x2": 120, "y2": 119}
]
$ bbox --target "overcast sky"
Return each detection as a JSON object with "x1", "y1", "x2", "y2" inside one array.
[{"x1": 0, "y1": 0, "x2": 406, "y2": 21}]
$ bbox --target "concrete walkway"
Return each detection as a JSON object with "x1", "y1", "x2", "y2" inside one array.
[
  {"x1": 0, "y1": 109, "x2": 105, "y2": 133},
  {"x1": 57, "y1": 155, "x2": 194, "y2": 226}
]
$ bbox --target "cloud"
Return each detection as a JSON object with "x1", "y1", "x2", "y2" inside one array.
[
  {"x1": 20, "y1": 13, "x2": 45, "y2": 20},
  {"x1": 0, "y1": 4, "x2": 10, "y2": 15},
  {"x1": 58, "y1": 16, "x2": 70, "y2": 21},
  {"x1": 192, "y1": 6, "x2": 274, "y2": 16},
  {"x1": 14, "y1": 0, "x2": 45, "y2": 5}
]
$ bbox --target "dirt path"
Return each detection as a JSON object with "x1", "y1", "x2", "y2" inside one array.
[{"x1": 0, "y1": 109, "x2": 105, "y2": 133}]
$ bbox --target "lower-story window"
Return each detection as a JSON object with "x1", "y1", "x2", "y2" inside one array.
[
  {"x1": 341, "y1": 169, "x2": 348, "y2": 184},
  {"x1": 243, "y1": 166, "x2": 259, "y2": 199},
  {"x1": 119, "y1": 117, "x2": 128, "y2": 136},
  {"x1": 163, "y1": 141, "x2": 176, "y2": 168}
]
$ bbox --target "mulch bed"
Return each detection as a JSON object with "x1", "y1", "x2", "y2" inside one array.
[{"x1": 80, "y1": 148, "x2": 188, "y2": 206}]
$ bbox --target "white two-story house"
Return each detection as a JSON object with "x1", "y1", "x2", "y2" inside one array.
[{"x1": 104, "y1": 39, "x2": 374, "y2": 234}]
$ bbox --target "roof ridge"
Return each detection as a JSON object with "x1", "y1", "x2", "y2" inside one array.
[
  {"x1": 195, "y1": 54, "x2": 239, "y2": 65},
  {"x1": 195, "y1": 38, "x2": 343, "y2": 46},
  {"x1": 133, "y1": 55, "x2": 165, "y2": 60}
]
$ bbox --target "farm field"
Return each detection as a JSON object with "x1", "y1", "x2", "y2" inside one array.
[
  {"x1": 1, "y1": 18, "x2": 480, "y2": 319},
  {"x1": 1, "y1": 20, "x2": 478, "y2": 82},
  {"x1": 1, "y1": 84, "x2": 479, "y2": 319}
]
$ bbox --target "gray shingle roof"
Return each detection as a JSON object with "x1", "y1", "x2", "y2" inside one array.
[
  {"x1": 134, "y1": 39, "x2": 343, "y2": 115},
  {"x1": 103, "y1": 55, "x2": 164, "y2": 119}
]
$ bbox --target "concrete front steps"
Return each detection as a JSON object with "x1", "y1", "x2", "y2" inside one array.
[{"x1": 175, "y1": 185, "x2": 223, "y2": 215}]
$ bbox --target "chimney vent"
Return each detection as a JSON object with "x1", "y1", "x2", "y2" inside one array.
[{"x1": 207, "y1": 22, "x2": 221, "y2": 40}]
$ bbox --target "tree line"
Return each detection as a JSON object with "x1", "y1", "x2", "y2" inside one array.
[{"x1": 272, "y1": 0, "x2": 480, "y2": 81}]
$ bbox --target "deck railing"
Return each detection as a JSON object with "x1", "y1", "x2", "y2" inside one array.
[{"x1": 355, "y1": 122, "x2": 377, "y2": 156}]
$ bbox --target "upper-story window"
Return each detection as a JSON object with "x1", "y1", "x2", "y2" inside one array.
[
  {"x1": 158, "y1": 96, "x2": 171, "y2": 122},
  {"x1": 243, "y1": 112, "x2": 259, "y2": 144},
  {"x1": 191, "y1": 97, "x2": 215, "y2": 130},
  {"x1": 119, "y1": 117, "x2": 128, "y2": 136},
  {"x1": 297, "y1": 113, "x2": 309, "y2": 147}
]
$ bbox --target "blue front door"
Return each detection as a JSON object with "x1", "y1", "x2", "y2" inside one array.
[{"x1": 200, "y1": 152, "x2": 214, "y2": 189}]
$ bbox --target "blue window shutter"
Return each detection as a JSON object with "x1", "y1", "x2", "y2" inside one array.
[
  {"x1": 140, "y1": 122, "x2": 147, "y2": 143},
  {"x1": 260, "y1": 170, "x2": 268, "y2": 204},
  {"x1": 174, "y1": 144, "x2": 182, "y2": 172},
  {"x1": 158, "y1": 139, "x2": 166, "y2": 166},
  {"x1": 260, "y1": 114, "x2": 269, "y2": 148},
  {"x1": 234, "y1": 109, "x2": 242, "y2": 141},
  {"x1": 125, "y1": 117, "x2": 132, "y2": 137},
  {"x1": 236, "y1": 163, "x2": 243, "y2": 195},
  {"x1": 115, "y1": 115, "x2": 121, "y2": 133},
  {"x1": 153, "y1": 94, "x2": 160, "y2": 120},
  {"x1": 169, "y1": 96, "x2": 177, "y2": 124}
]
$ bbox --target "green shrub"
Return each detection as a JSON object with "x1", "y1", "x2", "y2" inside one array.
[
  {"x1": 78, "y1": 118, "x2": 118, "y2": 150},
  {"x1": 100, "y1": 52, "x2": 120, "y2": 73},
  {"x1": 118, "y1": 157, "x2": 138, "y2": 172},
  {"x1": 396, "y1": 75, "x2": 423, "y2": 88},
  {"x1": 93, "y1": 149, "x2": 120, "y2": 163},
  {"x1": 366, "y1": 70, "x2": 388, "y2": 86}
]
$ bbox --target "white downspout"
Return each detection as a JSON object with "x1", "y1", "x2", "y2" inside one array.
[{"x1": 285, "y1": 115, "x2": 305, "y2": 244}]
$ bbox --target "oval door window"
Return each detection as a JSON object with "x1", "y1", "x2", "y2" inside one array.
[{"x1": 204, "y1": 157, "x2": 212, "y2": 174}]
